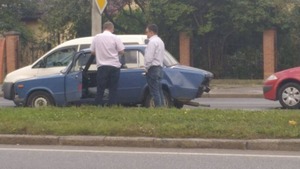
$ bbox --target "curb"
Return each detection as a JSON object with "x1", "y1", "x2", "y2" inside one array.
[
  {"x1": 0, "y1": 135, "x2": 300, "y2": 151},
  {"x1": 202, "y1": 94, "x2": 263, "y2": 98}
]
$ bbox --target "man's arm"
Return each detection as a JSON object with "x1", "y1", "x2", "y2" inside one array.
[
  {"x1": 118, "y1": 50, "x2": 124, "y2": 56},
  {"x1": 90, "y1": 37, "x2": 96, "y2": 55}
]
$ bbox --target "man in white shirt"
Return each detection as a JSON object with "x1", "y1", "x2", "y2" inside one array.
[
  {"x1": 90, "y1": 21, "x2": 125, "y2": 106},
  {"x1": 144, "y1": 24, "x2": 165, "y2": 107}
]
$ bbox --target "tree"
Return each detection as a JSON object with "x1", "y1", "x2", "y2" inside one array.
[
  {"x1": 40, "y1": 0, "x2": 92, "y2": 45},
  {"x1": 144, "y1": 0, "x2": 300, "y2": 78},
  {"x1": 0, "y1": 0, "x2": 39, "y2": 41},
  {"x1": 102, "y1": 0, "x2": 150, "y2": 34},
  {"x1": 3, "y1": 0, "x2": 300, "y2": 78}
]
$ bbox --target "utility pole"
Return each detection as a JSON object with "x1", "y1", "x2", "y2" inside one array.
[
  {"x1": 92, "y1": 0, "x2": 108, "y2": 36},
  {"x1": 91, "y1": 0, "x2": 101, "y2": 36}
]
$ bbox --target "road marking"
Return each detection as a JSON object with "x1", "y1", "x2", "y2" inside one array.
[{"x1": 0, "y1": 148, "x2": 300, "y2": 159}]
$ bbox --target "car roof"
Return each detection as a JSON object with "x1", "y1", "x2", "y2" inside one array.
[
  {"x1": 80, "y1": 44, "x2": 147, "y2": 53},
  {"x1": 56, "y1": 35, "x2": 147, "y2": 48}
]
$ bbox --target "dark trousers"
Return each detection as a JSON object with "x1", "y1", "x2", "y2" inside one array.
[
  {"x1": 146, "y1": 66, "x2": 164, "y2": 107},
  {"x1": 95, "y1": 66, "x2": 120, "y2": 106}
]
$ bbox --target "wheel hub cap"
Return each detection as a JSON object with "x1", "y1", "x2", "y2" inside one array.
[{"x1": 282, "y1": 87, "x2": 300, "y2": 106}]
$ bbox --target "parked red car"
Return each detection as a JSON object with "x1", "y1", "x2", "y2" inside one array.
[{"x1": 263, "y1": 67, "x2": 300, "y2": 109}]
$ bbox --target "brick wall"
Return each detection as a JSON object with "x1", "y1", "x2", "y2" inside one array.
[
  {"x1": 0, "y1": 32, "x2": 20, "y2": 83},
  {"x1": 0, "y1": 38, "x2": 5, "y2": 83},
  {"x1": 5, "y1": 32, "x2": 20, "y2": 74},
  {"x1": 263, "y1": 29, "x2": 277, "y2": 79},
  {"x1": 179, "y1": 32, "x2": 190, "y2": 66}
]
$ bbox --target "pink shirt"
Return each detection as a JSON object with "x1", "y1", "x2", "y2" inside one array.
[{"x1": 90, "y1": 31, "x2": 125, "y2": 68}]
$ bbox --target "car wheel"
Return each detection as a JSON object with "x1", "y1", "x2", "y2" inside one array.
[
  {"x1": 174, "y1": 100, "x2": 184, "y2": 109},
  {"x1": 144, "y1": 91, "x2": 173, "y2": 108},
  {"x1": 278, "y1": 82, "x2": 300, "y2": 109},
  {"x1": 27, "y1": 91, "x2": 55, "y2": 108}
]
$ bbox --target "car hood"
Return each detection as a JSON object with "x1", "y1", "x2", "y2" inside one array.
[
  {"x1": 3, "y1": 65, "x2": 32, "y2": 83},
  {"x1": 275, "y1": 66, "x2": 300, "y2": 78},
  {"x1": 16, "y1": 73, "x2": 63, "y2": 83},
  {"x1": 171, "y1": 65, "x2": 213, "y2": 77}
]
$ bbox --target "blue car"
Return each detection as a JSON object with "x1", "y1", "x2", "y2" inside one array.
[{"x1": 13, "y1": 45, "x2": 213, "y2": 108}]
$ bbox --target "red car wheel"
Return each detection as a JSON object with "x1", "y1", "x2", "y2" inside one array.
[{"x1": 278, "y1": 82, "x2": 300, "y2": 109}]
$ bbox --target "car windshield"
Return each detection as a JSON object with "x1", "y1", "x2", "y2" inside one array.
[
  {"x1": 60, "y1": 51, "x2": 89, "y2": 74},
  {"x1": 164, "y1": 50, "x2": 179, "y2": 66}
]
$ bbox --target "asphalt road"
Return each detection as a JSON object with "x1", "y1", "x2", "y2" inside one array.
[
  {"x1": 0, "y1": 97, "x2": 15, "y2": 107},
  {"x1": 1, "y1": 145, "x2": 300, "y2": 169},
  {"x1": 0, "y1": 97, "x2": 282, "y2": 110}
]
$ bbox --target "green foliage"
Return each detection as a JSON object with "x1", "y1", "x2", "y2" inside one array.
[
  {"x1": 40, "y1": 0, "x2": 92, "y2": 45},
  {"x1": 146, "y1": 0, "x2": 196, "y2": 32},
  {"x1": 112, "y1": 8, "x2": 146, "y2": 34},
  {"x1": 3, "y1": 0, "x2": 300, "y2": 78},
  {"x1": 0, "y1": 0, "x2": 38, "y2": 41}
]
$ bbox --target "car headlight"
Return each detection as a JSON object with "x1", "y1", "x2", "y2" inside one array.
[{"x1": 266, "y1": 74, "x2": 278, "y2": 81}]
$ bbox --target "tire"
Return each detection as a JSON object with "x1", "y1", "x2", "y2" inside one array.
[
  {"x1": 26, "y1": 91, "x2": 55, "y2": 107},
  {"x1": 144, "y1": 91, "x2": 173, "y2": 108},
  {"x1": 174, "y1": 100, "x2": 184, "y2": 109},
  {"x1": 278, "y1": 82, "x2": 300, "y2": 109}
]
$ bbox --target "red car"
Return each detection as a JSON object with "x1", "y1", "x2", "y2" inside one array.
[{"x1": 263, "y1": 67, "x2": 300, "y2": 109}]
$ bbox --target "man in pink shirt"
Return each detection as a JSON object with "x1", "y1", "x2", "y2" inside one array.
[{"x1": 90, "y1": 21, "x2": 125, "y2": 106}]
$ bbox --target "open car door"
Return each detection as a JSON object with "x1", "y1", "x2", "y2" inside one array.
[{"x1": 64, "y1": 51, "x2": 92, "y2": 102}]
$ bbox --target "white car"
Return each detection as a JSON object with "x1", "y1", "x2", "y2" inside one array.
[{"x1": 2, "y1": 35, "x2": 147, "y2": 103}]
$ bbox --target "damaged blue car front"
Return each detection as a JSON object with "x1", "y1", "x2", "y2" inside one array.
[{"x1": 13, "y1": 45, "x2": 213, "y2": 108}]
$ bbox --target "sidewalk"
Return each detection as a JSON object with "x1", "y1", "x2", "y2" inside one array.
[{"x1": 203, "y1": 85, "x2": 263, "y2": 98}]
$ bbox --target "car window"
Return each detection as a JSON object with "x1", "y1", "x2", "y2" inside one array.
[
  {"x1": 121, "y1": 50, "x2": 144, "y2": 68},
  {"x1": 79, "y1": 44, "x2": 91, "y2": 50},
  {"x1": 70, "y1": 52, "x2": 92, "y2": 72},
  {"x1": 33, "y1": 46, "x2": 77, "y2": 68},
  {"x1": 164, "y1": 50, "x2": 179, "y2": 66}
]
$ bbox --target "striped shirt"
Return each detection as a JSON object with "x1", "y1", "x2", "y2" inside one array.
[{"x1": 144, "y1": 35, "x2": 165, "y2": 70}]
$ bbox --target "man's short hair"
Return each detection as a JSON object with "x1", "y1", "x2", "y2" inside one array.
[
  {"x1": 147, "y1": 24, "x2": 158, "y2": 34},
  {"x1": 103, "y1": 21, "x2": 114, "y2": 30}
]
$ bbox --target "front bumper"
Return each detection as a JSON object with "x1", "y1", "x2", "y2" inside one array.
[
  {"x1": 197, "y1": 75, "x2": 213, "y2": 97},
  {"x1": 2, "y1": 82, "x2": 15, "y2": 100},
  {"x1": 263, "y1": 84, "x2": 277, "y2": 100},
  {"x1": 13, "y1": 95, "x2": 25, "y2": 106}
]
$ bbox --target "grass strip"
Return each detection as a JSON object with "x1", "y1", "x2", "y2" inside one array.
[{"x1": 0, "y1": 106, "x2": 299, "y2": 139}]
